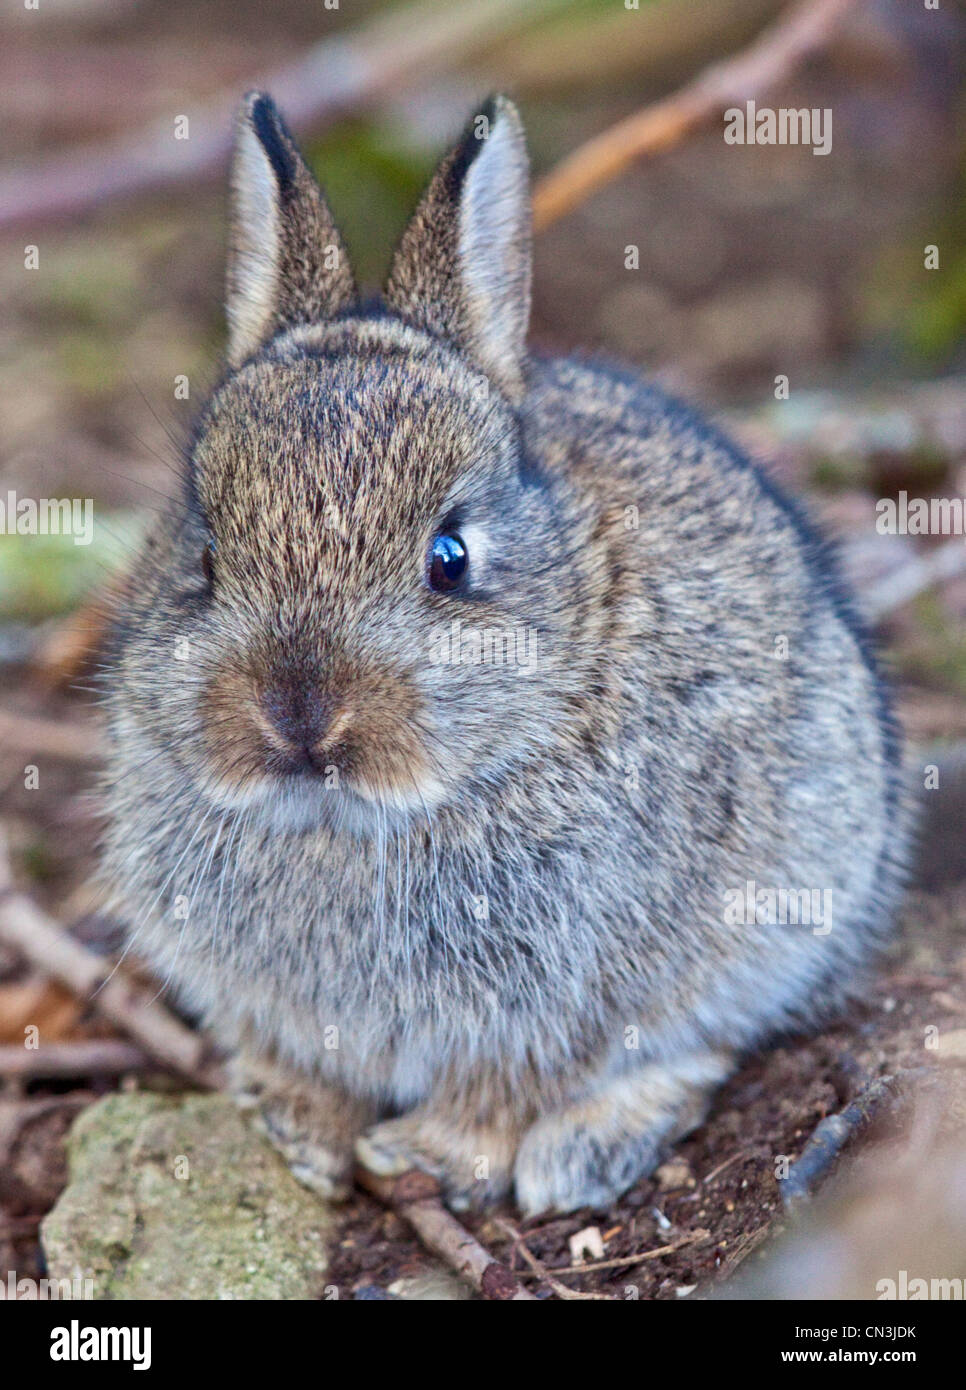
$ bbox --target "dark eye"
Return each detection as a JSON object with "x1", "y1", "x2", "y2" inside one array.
[
  {"x1": 201, "y1": 538, "x2": 216, "y2": 587},
  {"x1": 428, "y1": 533, "x2": 467, "y2": 593}
]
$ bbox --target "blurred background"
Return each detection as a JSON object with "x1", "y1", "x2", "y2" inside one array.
[{"x1": 2, "y1": 0, "x2": 966, "y2": 1301}]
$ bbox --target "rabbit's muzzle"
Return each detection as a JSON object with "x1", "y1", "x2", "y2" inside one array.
[
  {"x1": 258, "y1": 679, "x2": 344, "y2": 774},
  {"x1": 197, "y1": 647, "x2": 443, "y2": 817}
]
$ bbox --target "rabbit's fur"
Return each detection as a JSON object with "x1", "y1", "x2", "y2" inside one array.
[{"x1": 101, "y1": 93, "x2": 909, "y2": 1215}]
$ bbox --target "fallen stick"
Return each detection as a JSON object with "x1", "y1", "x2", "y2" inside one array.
[
  {"x1": 0, "y1": 0, "x2": 566, "y2": 233},
  {"x1": 863, "y1": 538, "x2": 966, "y2": 623},
  {"x1": 494, "y1": 1218, "x2": 616, "y2": 1300},
  {"x1": 781, "y1": 1070, "x2": 930, "y2": 1213},
  {"x1": 0, "y1": 832, "x2": 217, "y2": 1090},
  {"x1": 514, "y1": 1227, "x2": 710, "y2": 1278},
  {"x1": 0, "y1": 1039, "x2": 148, "y2": 1081},
  {"x1": 0, "y1": 706, "x2": 105, "y2": 763},
  {"x1": 532, "y1": 0, "x2": 857, "y2": 231},
  {"x1": 355, "y1": 1166, "x2": 537, "y2": 1301},
  {"x1": 0, "y1": 1214, "x2": 47, "y2": 1238}
]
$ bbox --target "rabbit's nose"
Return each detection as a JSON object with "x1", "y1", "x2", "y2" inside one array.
[{"x1": 260, "y1": 681, "x2": 332, "y2": 753}]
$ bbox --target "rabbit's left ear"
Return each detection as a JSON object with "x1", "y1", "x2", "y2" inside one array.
[
  {"x1": 385, "y1": 95, "x2": 532, "y2": 401},
  {"x1": 225, "y1": 92, "x2": 357, "y2": 368}
]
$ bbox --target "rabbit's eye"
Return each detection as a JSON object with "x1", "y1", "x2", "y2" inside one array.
[
  {"x1": 201, "y1": 539, "x2": 216, "y2": 587},
  {"x1": 428, "y1": 533, "x2": 467, "y2": 593}
]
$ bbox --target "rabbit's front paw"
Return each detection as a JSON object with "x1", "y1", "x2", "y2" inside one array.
[
  {"x1": 229, "y1": 1051, "x2": 374, "y2": 1201},
  {"x1": 514, "y1": 1052, "x2": 733, "y2": 1217},
  {"x1": 356, "y1": 1110, "x2": 519, "y2": 1212}
]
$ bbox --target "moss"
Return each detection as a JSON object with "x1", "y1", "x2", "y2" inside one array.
[
  {"x1": 305, "y1": 119, "x2": 437, "y2": 286},
  {"x1": 0, "y1": 514, "x2": 142, "y2": 620},
  {"x1": 898, "y1": 592, "x2": 966, "y2": 698}
]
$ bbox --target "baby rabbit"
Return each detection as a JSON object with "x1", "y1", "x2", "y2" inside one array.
[{"x1": 101, "y1": 92, "x2": 909, "y2": 1216}]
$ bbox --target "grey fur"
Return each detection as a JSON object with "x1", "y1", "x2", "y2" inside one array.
[{"x1": 100, "y1": 93, "x2": 911, "y2": 1215}]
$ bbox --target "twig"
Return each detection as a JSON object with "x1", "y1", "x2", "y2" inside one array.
[
  {"x1": 702, "y1": 1150, "x2": 744, "y2": 1186},
  {"x1": 863, "y1": 539, "x2": 966, "y2": 623},
  {"x1": 355, "y1": 1166, "x2": 537, "y2": 1300},
  {"x1": 494, "y1": 1217, "x2": 615, "y2": 1299},
  {"x1": 514, "y1": 1227, "x2": 710, "y2": 1277},
  {"x1": 0, "y1": 1214, "x2": 46, "y2": 1239},
  {"x1": 0, "y1": 706, "x2": 104, "y2": 763},
  {"x1": 781, "y1": 1071, "x2": 929, "y2": 1213},
  {"x1": 0, "y1": 0, "x2": 567, "y2": 233},
  {"x1": 532, "y1": 0, "x2": 857, "y2": 231},
  {"x1": 0, "y1": 831, "x2": 217, "y2": 1089},
  {"x1": 0, "y1": 1040, "x2": 148, "y2": 1080}
]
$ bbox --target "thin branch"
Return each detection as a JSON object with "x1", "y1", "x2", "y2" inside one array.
[
  {"x1": 355, "y1": 1166, "x2": 537, "y2": 1300},
  {"x1": 532, "y1": 0, "x2": 857, "y2": 231},
  {"x1": 781, "y1": 1070, "x2": 930, "y2": 1213},
  {"x1": 863, "y1": 539, "x2": 966, "y2": 623},
  {"x1": 701, "y1": 1150, "x2": 745, "y2": 1186},
  {"x1": 0, "y1": 830, "x2": 217, "y2": 1089},
  {"x1": 0, "y1": 1039, "x2": 148, "y2": 1080},
  {"x1": 0, "y1": 0, "x2": 567, "y2": 233},
  {"x1": 0, "y1": 706, "x2": 104, "y2": 763},
  {"x1": 510, "y1": 1226, "x2": 710, "y2": 1278},
  {"x1": 494, "y1": 1218, "x2": 616, "y2": 1299}
]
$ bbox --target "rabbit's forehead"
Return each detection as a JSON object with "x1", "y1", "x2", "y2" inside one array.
[{"x1": 195, "y1": 355, "x2": 511, "y2": 526}]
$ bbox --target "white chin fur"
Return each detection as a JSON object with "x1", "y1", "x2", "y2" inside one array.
[{"x1": 203, "y1": 772, "x2": 446, "y2": 837}]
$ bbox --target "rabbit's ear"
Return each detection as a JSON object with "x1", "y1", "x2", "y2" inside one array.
[
  {"x1": 225, "y1": 92, "x2": 356, "y2": 367},
  {"x1": 385, "y1": 95, "x2": 532, "y2": 401}
]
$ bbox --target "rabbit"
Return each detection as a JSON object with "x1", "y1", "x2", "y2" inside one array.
[{"x1": 99, "y1": 91, "x2": 911, "y2": 1217}]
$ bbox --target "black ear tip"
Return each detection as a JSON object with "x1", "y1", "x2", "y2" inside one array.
[
  {"x1": 238, "y1": 90, "x2": 298, "y2": 192},
  {"x1": 458, "y1": 93, "x2": 525, "y2": 157},
  {"x1": 240, "y1": 90, "x2": 276, "y2": 124},
  {"x1": 468, "y1": 93, "x2": 518, "y2": 130},
  {"x1": 448, "y1": 93, "x2": 524, "y2": 186}
]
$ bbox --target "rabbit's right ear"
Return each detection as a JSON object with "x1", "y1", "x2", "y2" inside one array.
[{"x1": 225, "y1": 92, "x2": 356, "y2": 368}]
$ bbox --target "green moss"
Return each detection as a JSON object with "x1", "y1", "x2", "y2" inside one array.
[
  {"x1": 861, "y1": 149, "x2": 966, "y2": 367},
  {"x1": 305, "y1": 119, "x2": 439, "y2": 285},
  {"x1": 0, "y1": 512, "x2": 143, "y2": 620},
  {"x1": 21, "y1": 837, "x2": 55, "y2": 885},
  {"x1": 811, "y1": 453, "x2": 867, "y2": 491},
  {"x1": 898, "y1": 592, "x2": 966, "y2": 697},
  {"x1": 56, "y1": 330, "x2": 128, "y2": 399},
  {"x1": 31, "y1": 246, "x2": 140, "y2": 331},
  {"x1": 905, "y1": 247, "x2": 966, "y2": 361}
]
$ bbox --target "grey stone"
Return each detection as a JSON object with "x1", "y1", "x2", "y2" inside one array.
[{"x1": 42, "y1": 1091, "x2": 336, "y2": 1300}]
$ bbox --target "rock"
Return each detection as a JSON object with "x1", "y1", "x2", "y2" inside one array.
[
  {"x1": 654, "y1": 1157, "x2": 694, "y2": 1190},
  {"x1": 387, "y1": 1265, "x2": 473, "y2": 1300},
  {"x1": 569, "y1": 1225, "x2": 605, "y2": 1263},
  {"x1": 42, "y1": 1092, "x2": 336, "y2": 1300}
]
